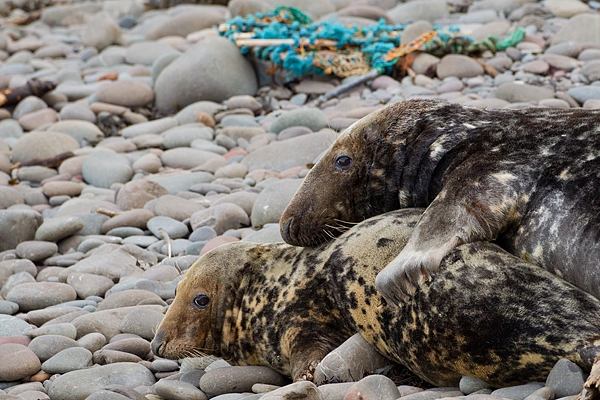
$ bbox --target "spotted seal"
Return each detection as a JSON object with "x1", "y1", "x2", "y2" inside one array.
[
  {"x1": 279, "y1": 99, "x2": 600, "y2": 306},
  {"x1": 152, "y1": 209, "x2": 600, "y2": 387}
]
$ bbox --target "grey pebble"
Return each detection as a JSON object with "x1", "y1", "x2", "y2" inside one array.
[
  {"x1": 147, "y1": 216, "x2": 190, "y2": 240},
  {"x1": 491, "y1": 383, "x2": 545, "y2": 400},
  {"x1": 27, "y1": 323, "x2": 78, "y2": 339},
  {"x1": 29, "y1": 335, "x2": 80, "y2": 362},
  {"x1": 41, "y1": 346, "x2": 93, "y2": 374},
  {"x1": 545, "y1": 359, "x2": 584, "y2": 398},
  {"x1": 120, "y1": 308, "x2": 165, "y2": 340},
  {"x1": 199, "y1": 366, "x2": 287, "y2": 396},
  {"x1": 154, "y1": 379, "x2": 208, "y2": 400},
  {"x1": 460, "y1": 376, "x2": 491, "y2": 395},
  {"x1": 0, "y1": 299, "x2": 18, "y2": 315}
]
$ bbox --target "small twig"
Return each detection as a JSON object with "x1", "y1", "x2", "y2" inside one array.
[
  {"x1": 160, "y1": 228, "x2": 172, "y2": 258},
  {"x1": 310, "y1": 68, "x2": 383, "y2": 106},
  {"x1": 95, "y1": 208, "x2": 121, "y2": 217}
]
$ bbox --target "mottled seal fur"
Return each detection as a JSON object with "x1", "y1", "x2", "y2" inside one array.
[
  {"x1": 152, "y1": 209, "x2": 600, "y2": 387},
  {"x1": 280, "y1": 99, "x2": 600, "y2": 305}
]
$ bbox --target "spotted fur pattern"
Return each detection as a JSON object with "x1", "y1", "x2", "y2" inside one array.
[
  {"x1": 153, "y1": 209, "x2": 600, "y2": 387},
  {"x1": 280, "y1": 99, "x2": 600, "y2": 304}
]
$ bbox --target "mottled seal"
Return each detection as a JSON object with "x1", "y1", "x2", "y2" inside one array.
[
  {"x1": 279, "y1": 99, "x2": 600, "y2": 306},
  {"x1": 152, "y1": 209, "x2": 600, "y2": 387}
]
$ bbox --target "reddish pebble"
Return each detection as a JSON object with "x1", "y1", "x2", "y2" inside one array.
[
  {"x1": 199, "y1": 236, "x2": 239, "y2": 256},
  {"x1": 223, "y1": 147, "x2": 248, "y2": 159}
]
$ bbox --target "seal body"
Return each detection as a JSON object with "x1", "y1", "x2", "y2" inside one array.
[
  {"x1": 152, "y1": 209, "x2": 600, "y2": 387},
  {"x1": 279, "y1": 99, "x2": 600, "y2": 305}
]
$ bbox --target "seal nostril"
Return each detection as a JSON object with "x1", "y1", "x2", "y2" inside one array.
[
  {"x1": 151, "y1": 330, "x2": 164, "y2": 356},
  {"x1": 281, "y1": 217, "x2": 295, "y2": 244}
]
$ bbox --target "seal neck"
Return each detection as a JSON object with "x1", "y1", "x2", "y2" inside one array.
[{"x1": 215, "y1": 274, "x2": 248, "y2": 359}]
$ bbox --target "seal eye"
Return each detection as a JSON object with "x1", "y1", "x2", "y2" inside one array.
[
  {"x1": 335, "y1": 155, "x2": 353, "y2": 171},
  {"x1": 193, "y1": 294, "x2": 210, "y2": 309}
]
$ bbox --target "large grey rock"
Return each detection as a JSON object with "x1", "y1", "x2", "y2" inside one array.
[
  {"x1": 146, "y1": 7, "x2": 227, "y2": 40},
  {"x1": 242, "y1": 130, "x2": 335, "y2": 172},
  {"x1": 268, "y1": 108, "x2": 328, "y2": 134},
  {"x1": 11, "y1": 131, "x2": 80, "y2": 163},
  {"x1": 388, "y1": 0, "x2": 449, "y2": 24},
  {"x1": 82, "y1": 150, "x2": 133, "y2": 188},
  {"x1": 155, "y1": 36, "x2": 258, "y2": 114},
  {"x1": 494, "y1": 83, "x2": 554, "y2": 103},
  {"x1": 48, "y1": 362, "x2": 155, "y2": 400},
  {"x1": 48, "y1": 120, "x2": 104, "y2": 145},
  {"x1": 0, "y1": 210, "x2": 43, "y2": 251},
  {"x1": 81, "y1": 12, "x2": 122, "y2": 51},
  {"x1": 545, "y1": 358, "x2": 585, "y2": 398},
  {"x1": 250, "y1": 179, "x2": 302, "y2": 228},
  {"x1": 552, "y1": 13, "x2": 600, "y2": 46},
  {"x1": 567, "y1": 86, "x2": 600, "y2": 103}
]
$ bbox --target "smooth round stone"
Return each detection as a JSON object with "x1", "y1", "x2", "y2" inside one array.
[
  {"x1": 18, "y1": 108, "x2": 58, "y2": 131},
  {"x1": 582, "y1": 60, "x2": 600, "y2": 82},
  {"x1": 98, "y1": 290, "x2": 165, "y2": 311},
  {"x1": 48, "y1": 120, "x2": 104, "y2": 146},
  {"x1": 566, "y1": 86, "x2": 600, "y2": 103},
  {"x1": 522, "y1": 60, "x2": 549, "y2": 75},
  {"x1": 81, "y1": 12, "x2": 122, "y2": 51},
  {"x1": 66, "y1": 272, "x2": 115, "y2": 298},
  {"x1": 48, "y1": 362, "x2": 156, "y2": 400},
  {"x1": 119, "y1": 308, "x2": 164, "y2": 341},
  {"x1": 460, "y1": 376, "x2": 491, "y2": 394},
  {"x1": 121, "y1": 117, "x2": 178, "y2": 139},
  {"x1": 93, "y1": 348, "x2": 142, "y2": 364},
  {"x1": 102, "y1": 337, "x2": 151, "y2": 358},
  {"x1": 160, "y1": 148, "x2": 222, "y2": 169},
  {"x1": 106, "y1": 227, "x2": 145, "y2": 238},
  {"x1": 155, "y1": 380, "x2": 207, "y2": 400},
  {"x1": 214, "y1": 163, "x2": 248, "y2": 179},
  {"x1": 546, "y1": 358, "x2": 585, "y2": 398},
  {"x1": 0, "y1": 344, "x2": 41, "y2": 381},
  {"x1": 190, "y1": 203, "x2": 249, "y2": 235},
  {"x1": 387, "y1": 0, "x2": 448, "y2": 23},
  {"x1": 584, "y1": 99, "x2": 600, "y2": 109},
  {"x1": 147, "y1": 216, "x2": 189, "y2": 239},
  {"x1": 0, "y1": 300, "x2": 18, "y2": 315},
  {"x1": 35, "y1": 215, "x2": 84, "y2": 242},
  {"x1": 0, "y1": 186, "x2": 25, "y2": 209},
  {"x1": 27, "y1": 322, "x2": 77, "y2": 339},
  {"x1": 10, "y1": 131, "x2": 80, "y2": 163},
  {"x1": 140, "y1": 264, "x2": 179, "y2": 283},
  {"x1": 146, "y1": 7, "x2": 226, "y2": 40},
  {"x1": 12, "y1": 96, "x2": 47, "y2": 120},
  {"x1": 42, "y1": 181, "x2": 84, "y2": 198},
  {"x1": 491, "y1": 383, "x2": 545, "y2": 400},
  {"x1": 14, "y1": 241, "x2": 57, "y2": 262},
  {"x1": 545, "y1": 0, "x2": 590, "y2": 18},
  {"x1": 59, "y1": 104, "x2": 97, "y2": 123},
  {"x1": 78, "y1": 332, "x2": 107, "y2": 353},
  {"x1": 199, "y1": 366, "x2": 287, "y2": 396},
  {"x1": 147, "y1": 171, "x2": 214, "y2": 194},
  {"x1": 552, "y1": 13, "x2": 600, "y2": 46},
  {"x1": 546, "y1": 42, "x2": 582, "y2": 58},
  {"x1": 0, "y1": 119, "x2": 24, "y2": 140},
  {"x1": 82, "y1": 150, "x2": 133, "y2": 189},
  {"x1": 42, "y1": 346, "x2": 93, "y2": 374},
  {"x1": 579, "y1": 49, "x2": 600, "y2": 61},
  {"x1": 28, "y1": 334, "x2": 80, "y2": 362},
  {"x1": 539, "y1": 99, "x2": 570, "y2": 109},
  {"x1": 17, "y1": 166, "x2": 58, "y2": 184},
  {"x1": 122, "y1": 236, "x2": 159, "y2": 247},
  {"x1": 190, "y1": 139, "x2": 228, "y2": 155},
  {"x1": 188, "y1": 226, "x2": 217, "y2": 242},
  {"x1": 96, "y1": 80, "x2": 154, "y2": 108},
  {"x1": 494, "y1": 83, "x2": 555, "y2": 103},
  {"x1": 101, "y1": 209, "x2": 155, "y2": 234},
  {"x1": 132, "y1": 153, "x2": 162, "y2": 173},
  {"x1": 115, "y1": 179, "x2": 169, "y2": 210},
  {"x1": 345, "y1": 376, "x2": 400, "y2": 400},
  {"x1": 0, "y1": 315, "x2": 32, "y2": 336},
  {"x1": 160, "y1": 238, "x2": 191, "y2": 256},
  {"x1": 153, "y1": 195, "x2": 205, "y2": 221},
  {"x1": 437, "y1": 54, "x2": 484, "y2": 79},
  {"x1": 190, "y1": 183, "x2": 231, "y2": 195},
  {"x1": 162, "y1": 124, "x2": 213, "y2": 148},
  {"x1": 7, "y1": 282, "x2": 77, "y2": 312},
  {"x1": 155, "y1": 36, "x2": 258, "y2": 114},
  {"x1": 125, "y1": 41, "x2": 179, "y2": 66},
  {"x1": 268, "y1": 108, "x2": 327, "y2": 134},
  {"x1": 250, "y1": 179, "x2": 302, "y2": 227}
]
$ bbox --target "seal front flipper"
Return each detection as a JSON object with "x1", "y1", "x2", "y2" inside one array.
[{"x1": 288, "y1": 339, "x2": 337, "y2": 382}]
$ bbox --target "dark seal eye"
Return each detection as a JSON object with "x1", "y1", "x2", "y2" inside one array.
[
  {"x1": 335, "y1": 155, "x2": 353, "y2": 171},
  {"x1": 193, "y1": 294, "x2": 210, "y2": 309}
]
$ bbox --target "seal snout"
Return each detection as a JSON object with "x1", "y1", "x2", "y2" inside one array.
[{"x1": 151, "y1": 330, "x2": 165, "y2": 357}]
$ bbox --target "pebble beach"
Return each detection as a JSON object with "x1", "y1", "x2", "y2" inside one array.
[{"x1": 0, "y1": 0, "x2": 600, "y2": 399}]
